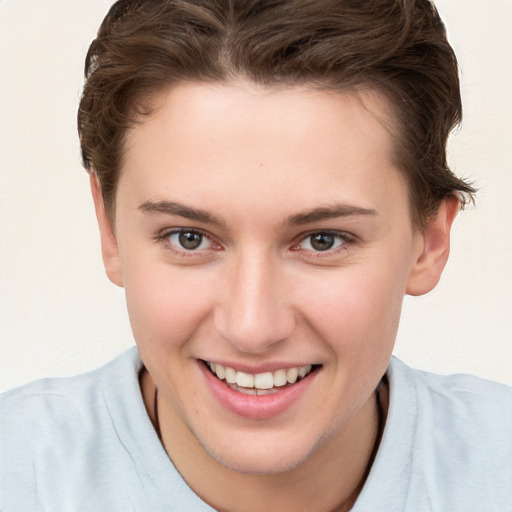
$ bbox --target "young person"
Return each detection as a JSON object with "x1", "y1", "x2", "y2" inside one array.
[{"x1": 1, "y1": 1, "x2": 511, "y2": 510}]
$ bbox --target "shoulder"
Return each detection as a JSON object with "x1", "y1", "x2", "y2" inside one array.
[
  {"x1": 0, "y1": 347, "x2": 144, "y2": 457},
  {"x1": 0, "y1": 347, "x2": 147, "y2": 510},
  {"x1": 381, "y1": 358, "x2": 512, "y2": 510},
  {"x1": 1, "y1": 347, "x2": 141, "y2": 426},
  {"x1": 356, "y1": 358, "x2": 511, "y2": 511},
  {"x1": 0, "y1": 347, "x2": 212, "y2": 511},
  {"x1": 389, "y1": 356, "x2": 512, "y2": 434}
]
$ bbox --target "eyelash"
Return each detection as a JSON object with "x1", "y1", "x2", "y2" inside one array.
[
  {"x1": 291, "y1": 230, "x2": 355, "y2": 258},
  {"x1": 155, "y1": 228, "x2": 220, "y2": 258},
  {"x1": 155, "y1": 228, "x2": 355, "y2": 258}
]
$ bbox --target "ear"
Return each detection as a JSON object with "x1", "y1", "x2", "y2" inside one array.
[
  {"x1": 406, "y1": 196, "x2": 459, "y2": 296},
  {"x1": 90, "y1": 174, "x2": 124, "y2": 287}
]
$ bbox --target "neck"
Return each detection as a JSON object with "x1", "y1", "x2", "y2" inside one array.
[{"x1": 140, "y1": 370, "x2": 387, "y2": 512}]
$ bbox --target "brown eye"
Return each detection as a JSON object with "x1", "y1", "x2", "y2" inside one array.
[
  {"x1": 310, "y1": 233, "x2": 335, "y2": 251},
  {"x1": 178, "y1": 231, "x2": 204, "y2": 250},
  {"x1": 165, "y1": 230, "x2": 212, "y2": 251},
  {"x1": 297, "y1": 232, "x2": 347, "y2": 252}
]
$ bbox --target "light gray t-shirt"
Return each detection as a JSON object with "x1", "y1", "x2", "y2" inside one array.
[{"x1": 1, "y1": 347, "x2": 511, "y2": 511}]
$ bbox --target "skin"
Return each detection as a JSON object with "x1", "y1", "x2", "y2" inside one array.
[{"x1": 91, "y1": 82, "x2": 457, "y2": 511}]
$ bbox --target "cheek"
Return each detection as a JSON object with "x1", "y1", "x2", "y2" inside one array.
[
  {"x1": 122, "y1": 261, "x2": 216, "y2": 350},
  {"x1": 298, "y1": 260, "x2": 408, "y2": 356}
]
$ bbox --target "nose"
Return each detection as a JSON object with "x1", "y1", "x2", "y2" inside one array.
[{"x1": 214, "y1": 250, "x2": 296, "y2": 354}]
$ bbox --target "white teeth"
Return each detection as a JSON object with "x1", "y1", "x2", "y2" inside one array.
[
  {"x1": 237, "y1": 386, "x2": 257, "y2": 396},
  {"x1": 236, "y1": 371, "x2": 254, "y2": 388},
  {"x1": 298, "y1": 365, "x2": 312, "y2": 378},
  {"x1": 273, "y1": 369, "x2": 287, "y2": 387},
  {"x1": 286, "y1": 367, "x2": 299, "y2": 384},
  {"x1": 207, "y1": 362, "x2": 314, "y2": 390},
  {"x1": 215, "y1": 364, "x2": 225, "y2": 380},
  {"x1": 225, "y1": 366, "x2": 237, "y2": 384},
  {"x1": 254, "y1": 372, "x2": 274, "y2": 390}
]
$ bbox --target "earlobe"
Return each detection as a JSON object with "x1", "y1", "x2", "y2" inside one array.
[
  {"x1": 406, "y1": 196, "x2": 459, "y2": 296},
  {"x1": 90, "y1": 174, "x2": 124, "y2": 287}
]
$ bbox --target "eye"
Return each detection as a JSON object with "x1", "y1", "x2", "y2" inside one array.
[
  {"x1": 167, "y1": 229, "x2": 213, "y2": 251},
  {"x1": 297, "y1": 232, "x2": 347, "y2": 252}
]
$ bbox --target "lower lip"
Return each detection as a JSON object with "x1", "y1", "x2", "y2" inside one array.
[{"x1": 200, "y1": 362, "x2": 318, "y2": 420}]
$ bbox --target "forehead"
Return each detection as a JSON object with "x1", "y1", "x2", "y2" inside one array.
[
  {"x1": 119, "y1": 81, "x2": 408, "y2": 224},
  {"x1": 128, "y1": 81, "x2": 396, "y2": 151}
]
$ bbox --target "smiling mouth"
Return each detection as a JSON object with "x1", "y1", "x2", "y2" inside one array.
[{"x1": 204, "y1": 361, "x2": 320, "y2": 396}]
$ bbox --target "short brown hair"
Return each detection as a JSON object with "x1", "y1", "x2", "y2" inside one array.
[{"x1": 78, "y1": 0, "x2": 475, "y2": 227}]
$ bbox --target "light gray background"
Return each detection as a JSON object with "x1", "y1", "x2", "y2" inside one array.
[{"x1": 1, "y1": 0, "x2": 511, "y2": 391}]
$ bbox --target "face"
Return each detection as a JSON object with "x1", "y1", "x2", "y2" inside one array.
[{"x1": 94, "y1": 82, "x2": 451, "y2": 475}]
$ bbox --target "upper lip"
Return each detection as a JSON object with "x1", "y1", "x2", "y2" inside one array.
[{"x1": 200, "y1": 359, "x2": 320, "y2": 374}]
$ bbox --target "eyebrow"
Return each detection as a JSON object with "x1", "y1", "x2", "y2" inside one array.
[
  {"x1": 138, "y1": 200, "x2": 226, "y2": 226},
  {"x1": 138, "y1": 200, "x2": 376, "y2": 227},
  {"x1": 286, "y1": 204, "x2": 377, "y2": 225}
]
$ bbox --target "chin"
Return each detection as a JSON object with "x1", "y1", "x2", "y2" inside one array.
[
  {"x1": 209, "y1": 449, "x2": 305, "y2": 475},
  {"x1": 197, "y1": 429, "x2": 328, "y2": 476}
]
